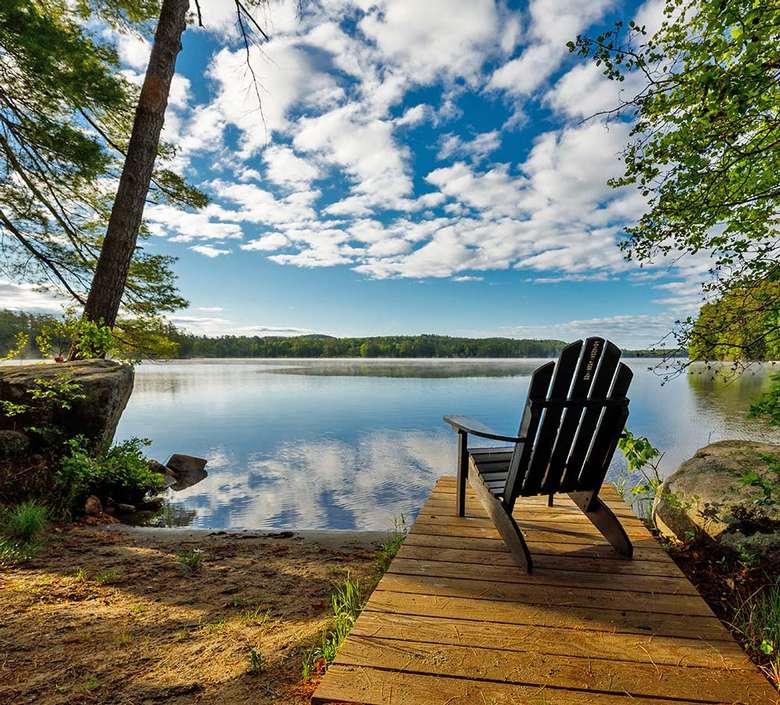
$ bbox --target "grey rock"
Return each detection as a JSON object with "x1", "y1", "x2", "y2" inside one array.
[
  {"x1": 0, "y1": 360, "x2": 134, "y2": 448},
  {"x1": 0, "y1": 429, "x2": 30, "y2": 459},
  {"x1": 653, "y1": 439, "x2": 780, "y2": 544},
  {"x1": 166, "y1": 453, "x2": 208, "y2": 491}
]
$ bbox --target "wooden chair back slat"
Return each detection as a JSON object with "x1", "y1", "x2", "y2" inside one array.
[
  {"x1": 540, "y1": 337, "x2": 604, "y2": 493},
  {"x1": 576, "y1": 362, "x2": 633, "y2": 494},
  {"x1": 498, "y1": 338, "x2": 632, "y2": 506},
  {"x1": 520, "y1": 341, "x2": 583, "y2": 496},
  {"x1": 502, "y1": 361, "x2": 554, "y2": 511},
  {"x1": 559, "y1": 340, "x2": 622, "y2": 491}
]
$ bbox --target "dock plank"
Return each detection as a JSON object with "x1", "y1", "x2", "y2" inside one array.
[{"x1": 312, "y1": 477, "x2": 778, "y2": 705}]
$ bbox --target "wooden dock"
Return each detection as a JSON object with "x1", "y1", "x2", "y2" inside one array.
[{"x1": 313, "y1": 476, "x2": 778, "y2": 704}]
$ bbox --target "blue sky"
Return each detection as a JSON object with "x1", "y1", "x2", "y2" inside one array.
[{"x1": 7, "y1": 0, "x2": 711, "y2": 347}]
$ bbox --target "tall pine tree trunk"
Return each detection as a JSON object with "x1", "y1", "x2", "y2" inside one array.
[{"x1": 80, "y1": 0, "x2": 189, "y2": 336}]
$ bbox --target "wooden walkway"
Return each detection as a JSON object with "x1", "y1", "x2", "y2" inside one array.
[{"x1": 313, "y1": 476, "x2": 778, "y2": 705}]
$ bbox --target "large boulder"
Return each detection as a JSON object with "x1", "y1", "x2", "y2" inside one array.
[
  {"x1": 653, "y1": 440, "x2": 780, "y2": 553},
  {"x1": 0, "y1": 360, "x2": 134, "y2": 448}
]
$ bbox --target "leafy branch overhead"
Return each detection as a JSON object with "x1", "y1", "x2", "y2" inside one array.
[{"x1": 571, "y1": 1, "x2": 780, "y2": 359}]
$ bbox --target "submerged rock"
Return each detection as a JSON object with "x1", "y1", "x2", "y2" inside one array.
[
  {"x1": 0, "y1": 360, "x2": 134, "y2": 448},
  {"x1": 165, "y1": 453, "x2": 208, "y2": 491},
  {"x1": 653, "y1": 440, "x2": 780, "y2": 554}
]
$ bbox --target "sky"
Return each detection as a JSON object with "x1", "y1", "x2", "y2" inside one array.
[{"x1": 7, "y1": 0, "x2": 712, "y2": 347}]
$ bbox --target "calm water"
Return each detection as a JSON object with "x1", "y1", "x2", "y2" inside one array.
[{"x1": 114, "y1": 358, "x2": 780, "y2": 530}]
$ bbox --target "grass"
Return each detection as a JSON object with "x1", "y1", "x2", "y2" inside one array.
[
  {"x1": 374, "y1": 515, "x2": 407, "y2": 575},
  {"x1": 301, "y1": 574, "x2": 364, "y2": 680},
  {"x1": 240, "y1": 606, "x2": 274, "y2": 628},
  {"x1": 248, "y1": 647, "x2": 264, "y2": 674},
  {"x1": 731, "y1": 576, "x2": 780, "y2": 688},
  {"x1": 0, "y1": 501, "x2": 48, "y2": 564},
  {"x1": 301, "y1": 515, "x2": 408, "y2": 681},
  {"x1": 176, "y1": 548, "x2": 204, "y2": 575},
  {"x1": 94, "y1": 569, "x2": 121, "y2": 585}
]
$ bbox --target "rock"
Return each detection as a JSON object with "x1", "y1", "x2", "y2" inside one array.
[
  {"x1": 653, "y1": 440, "x2": 780, "y2": 551},
  {"x1": 147, "y1": 459, "x2": 177, "y2": 490},
  {"x1": 148, "y1": 459, "x2": 168, "y2": 475},
  {"x1": 166, "y1": 454, "x2": 208, "y2": 491},
  {"x1": 85, "y1": 495, "x2": 103, "y2": 516},
  {"x1": 0, "y1": 360, "x2": 134, "y2": 448},
  {"x1": 0, "y1": 430, "x2": 30, "y2": 459}
]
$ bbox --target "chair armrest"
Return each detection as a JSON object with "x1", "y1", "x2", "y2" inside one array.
[{"x1": 443, "y1": 415, "x2": 524, "y2": 443}]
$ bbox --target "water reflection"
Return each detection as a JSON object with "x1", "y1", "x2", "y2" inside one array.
[{"x1": 115, "y1": 358, "x2": 780, "y2": 530}]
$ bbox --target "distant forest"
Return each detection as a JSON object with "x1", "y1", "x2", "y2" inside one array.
[{"x1": 0, "y1": 309, "x2": 676, "y2": 359}]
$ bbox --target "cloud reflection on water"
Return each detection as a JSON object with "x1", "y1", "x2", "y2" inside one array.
[{"x1": 167, "y1": 430, "x2": 455, "y2": 530}]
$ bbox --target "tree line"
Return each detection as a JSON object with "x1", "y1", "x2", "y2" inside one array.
[{"x1": 0, "y1": 309, "x2": 683, "y2": 359}]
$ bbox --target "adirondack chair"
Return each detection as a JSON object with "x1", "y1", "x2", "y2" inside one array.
[{"x1": 443, "y1": 337, "x2": 633, "y2": 573}]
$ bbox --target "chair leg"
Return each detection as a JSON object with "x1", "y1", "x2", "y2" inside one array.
[
  {"x1": 456, "y1": 430, "x2": 468, "y2": 517},
  {"x1": 569, "y1": 491, "x2": 633, "y2": 558},
  {"x1": 470, "y1": 467, "x2": 533, "y2": 573}
]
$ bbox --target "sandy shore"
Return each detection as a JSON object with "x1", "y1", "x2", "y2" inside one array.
[{"x1": 0, "y1": 524, "x2": 384, "y2": 704}]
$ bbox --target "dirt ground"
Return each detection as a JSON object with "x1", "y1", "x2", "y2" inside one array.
[{"x1": 0, "y1": 525, "x2": 382, "y2": 705}]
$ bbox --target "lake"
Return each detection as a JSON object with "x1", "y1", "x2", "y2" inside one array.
[{"x1": 114, "y1": 358, "x2": 780, "y2": 531}]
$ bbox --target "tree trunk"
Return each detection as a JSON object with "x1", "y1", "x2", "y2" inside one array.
[{"x1": 81, "y1": 0, "x2": 189, "y2": 334}]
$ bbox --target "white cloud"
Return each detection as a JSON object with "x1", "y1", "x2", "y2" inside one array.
[
  {"x1": 437, "y1": 130, "x2": 502, "y2": 163},
  {"x1": 263, "y1": 145, "x2": 320, "y2": 187},
  {"x1": 488, "y1": 0, "x2": 615, "y2": 97},
  {"x1": 169, "y1": 313, "x2": 312, "y2": 337},
  {"x1": 145, "y1": 204, "x2": 244, "y2": 242},
  {"x1": 240, "y1": 233, "x2": 290, "y2": 251},
  {"x1": 116, "y1": 33, "x2": 151, "y2": 71},
  {"x1": 396, "y1": 104, "x2": 430, "y2": 127},
  {"x1": 503, "y1": 313, "x2": 679, "y2": 348},
  {"x1": 0, "y1": 280, "x2": 64, "y2": 312},
  {"x1": 191, "y1": 245, "x2": 231, "y2": 258},
  {"x1": 358, "y1": 0, "x2": 504, "y2": 85},
  {"x1": 207, "y1": 38, "x2": 344, "y2": 154},
  {"x1": 294, "y1": 104, "x2": 412, "y2": 206},
  {"x1": 546, "y1": 62, "x2": 646, "y2": 121}
]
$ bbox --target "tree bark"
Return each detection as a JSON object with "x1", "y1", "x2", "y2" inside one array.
[{"x1": 81, "y1": 0, "x2": 189, "y2": 332}]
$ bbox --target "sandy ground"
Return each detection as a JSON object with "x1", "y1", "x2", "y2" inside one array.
[{"x1": 0, "y1": 525, "x2": 383, "y2": 705}]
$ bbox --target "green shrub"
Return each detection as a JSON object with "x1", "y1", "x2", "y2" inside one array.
[
  {"x1": 57, "y1": 436, "x2": 164, "y2": 513},
  {"x1": 2, "y1": 501, "x2": 48, "y2": 541},
  {"x1": 0, "y1": 501, "x2": 48, "y2": 563}
]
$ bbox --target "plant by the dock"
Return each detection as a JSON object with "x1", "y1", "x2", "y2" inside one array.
[
  {"x1": 301, "y1": 574, "x2": 364, "y2": 680},
  {"x1": 731, "y1": 577, "x2": 780, "y2": 687},
  {"x1": 0, "y1": 501, "x2": 48, "y2": 564},
  {"x1": 617, "y1": 430, "x2": 664, "y2": 520},
  {"x1": 374, "y1": 515, "x2": 407, "y2": 576}
]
